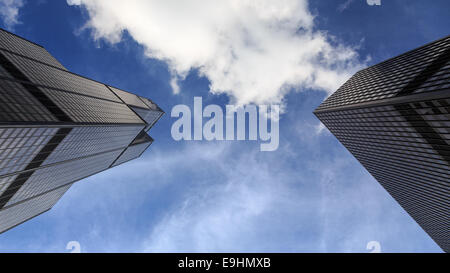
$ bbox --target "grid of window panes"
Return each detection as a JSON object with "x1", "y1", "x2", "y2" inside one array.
[
  {"x1": 0, "y1": 28, "x2": 67, "y2": 70},
  {"x1": 0, "y1": 78, "x2": 57, "y2": 123},
  {"x1": 42, "y1": 125, "x2": 144, "y2": 165},
  {"x1": 0, "y1": 184, "x2": 71, "y2": 233},
  {"x1": 2, "y1": 51, "x2": 121, "y2": 103},
  {"x1": 131, "y1": 106, "x2": 164, "y2": 130},
  {"x1": 4, "y1": 149, "x2": 124, "y2": 206},
  {"x1": 316, "y1": 36, "x2": 450, "y2": 111},
  {"x1": 0, "y1": 127, "x2": 58, "y2": 176},
  {"x1": 0, "y1": 175, "x2": 16, "y2": 196},
  {"x1": 315, "y1": 98, "x2": 450, "y2": 253},
  {"x1": 130, "y1": 130, "x2": 153, "y2": 146},
  {"x1": 108, "y1": 86, "x2": 150, "y2": 109},
  {"x1": 112, "y1": 141, "x2": 152, "y2": 167},
  {"x1": 41, "y1": 87, "x2": 144, "y2": 124}
]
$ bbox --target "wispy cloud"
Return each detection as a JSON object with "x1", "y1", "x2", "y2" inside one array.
[
  {"x1": 0, "y1": 0, "x2": 25, "y2": 30},
  {"x1": 338, "y1": 0, "x2": 355, "y2": 12},
  {"x1": 67, "y1": 0, "x2": 367, "y2": 107}
]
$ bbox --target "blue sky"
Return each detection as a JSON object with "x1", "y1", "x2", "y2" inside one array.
[{"x1": 0, "y1": 0, "x2": 448, "y2": 253}]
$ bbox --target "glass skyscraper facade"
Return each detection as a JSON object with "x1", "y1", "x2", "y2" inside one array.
[
  {"x1": 315, "y1": 36, "x2": 450, "y2": 252},
  {"x1": 0, "y1": 28, "x2": 164, "y2": 233}
]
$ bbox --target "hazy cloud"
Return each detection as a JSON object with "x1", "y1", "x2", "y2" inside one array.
[
  {"x1": 139, "y1": 140, "x2": 424, "y2": 252},
  {"x1": 0, "y1": 134, "x2": 437, "y2": 252},
  {"x1": 338, "y1": 0, "x2": 355, "y2": 12}
]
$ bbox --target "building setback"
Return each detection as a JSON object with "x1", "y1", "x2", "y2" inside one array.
[
  {"x1": 314, "y1": 36, "x2": 450, "y2": 252},
  {"x1": 0, "y1": 28, "x2": 164, "y2": 233}
]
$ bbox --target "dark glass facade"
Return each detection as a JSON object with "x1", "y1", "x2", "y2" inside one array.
[
  {"x1": 315, "y1": 36, "x2": 450, "y2": 252},
  {"x1": 0, "y1": 28, "x2": 164, "y2": 233}
]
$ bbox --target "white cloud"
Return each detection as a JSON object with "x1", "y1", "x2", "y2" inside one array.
[
  {"x1": 0, "y1": 0, "x2": 25, "y2": 30},
  {"x1": 67, "y1": 0, "x2": 366, "y2": 106}
]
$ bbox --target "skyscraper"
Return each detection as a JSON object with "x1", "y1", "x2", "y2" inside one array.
[
  {"x1": 0, "y1": 28, "x2": 164, "y2": 234},
  {"x1": 314, "y1": 36, "x2": 449, "y2": 252}
]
